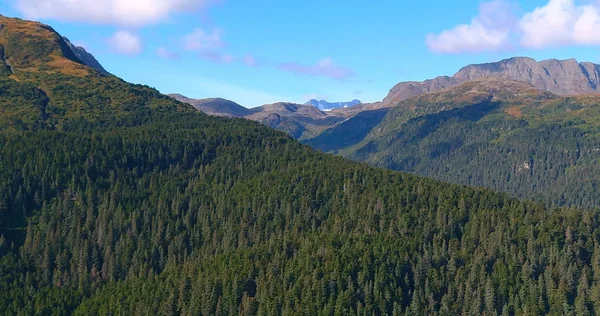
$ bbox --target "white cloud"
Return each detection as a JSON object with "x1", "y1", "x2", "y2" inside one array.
[
  {"x1": 520, "y1": 0, "x2": 600, "y2": 48},
  {"x1": 16, "y1": 0, "x2": 213, "y2": 26},
  {"x1": 183, "y1": 28, "x2": 223, "y2": 51},
  {"x1": 426, "y1": 0, "x2": 516, "y2": 53},
  {"x1": 428, "y1": 0, "x2": 600, "y2": 53},
  {"x1": 108, "y1": 30, "x2": 142, "y2": 55}
]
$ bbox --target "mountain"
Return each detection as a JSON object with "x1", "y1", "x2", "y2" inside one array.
[
  {"x1": 62, "y1": 36, "x2": 111, "y2": 76},
  {"x1": 168, "y1": 94, "x2": 252, "y2": 117},
  {"x1": 246, "y1": 102, "x2": 347, "y2": 138},
  {"x1": 306, "y1": 77, "x2": 600, "y2": 208},
  {"x1": 305, "y1": 99, "x2": 362, "y2": 111},
  {"x1": 382, "y1": 57, "x2": 600, "y2": 106},
  {"x1": 172, "y1": 94, "x2": 347, "y2": 139},
  {"x1": 6, "y1": 15, "x2": 600, "y2": 315}
]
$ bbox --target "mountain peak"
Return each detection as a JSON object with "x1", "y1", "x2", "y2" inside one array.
[{"x1": 0, "y1": 15, "x2": 91, "y2": 78}]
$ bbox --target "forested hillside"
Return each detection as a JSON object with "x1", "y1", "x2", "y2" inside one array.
[
  {"x1": 308, "y1": 78, "x2": 600, "y2": 209},
  {"x1": 3, "y1": 15, "x2": 600, "y2": 316}
]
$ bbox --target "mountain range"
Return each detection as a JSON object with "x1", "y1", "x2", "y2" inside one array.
[
  {"x1": 176, "y1": 57, "x2": 600, "y2": 118},
  {"x1": 169, "y1": 94, "x2": 346, "y2": 139},
  {"x1": 173, "y1": 57, "x2": 600, "y2": 208},
  {"x1": 5, "y1": 14, "x2": 600, "y2": 315},
  {"x1": 304, "y1": 99, "x2": 362, "y2": 111},
  {"x1": 174, "y1": 57, "x2": 600, "y2": 139}
]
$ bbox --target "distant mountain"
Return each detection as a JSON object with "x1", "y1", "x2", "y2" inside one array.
[
  {"x1": 171, "y1": 94, "x2": 347, "y2": 139},
  {"x1": 62, "y1": 36, "x2": 111, "y2": 76},
  {"x1": 382, "y1": 57, "x2": 600, "y2": 106},
  {"x1": 172, "y1": 57, "x2": 600, "y2": 144},
  {"x1": 305, "y1": 99, "x2": 362, "y2": 111},
  {"x1": 247, "y1": 102, "x2": 345, "y2": 138},
  {"x1": 168, "y1": 94, "x2": 252, "y2": 117}
]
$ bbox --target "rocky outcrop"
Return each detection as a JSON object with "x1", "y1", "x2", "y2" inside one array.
[
  {"x1": 382, "y1": 57, "x2": 600, "y2": 106},
  {"x1": 62, "y1": 36, "x2": 111, "y2": 76}
]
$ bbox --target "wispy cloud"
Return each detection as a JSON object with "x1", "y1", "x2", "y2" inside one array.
[
  {"x1": 243, "y1": 55, "x2": 259, "y2": 67},
  {"x1": 278, "y1": 58, "x2": 355, "y2": 80},
  {"x1": 183, "y1": 28, "x2": 224, "y2": 51},
  {"x1": 181, "y1": 27, "x2": 233, "y2": 64},
  {"x1": 163, "y1": 29, "x2": 261, "y2": 67},
  {"x1": 199, "y1": 51, "x2": 235, "y2": 63},
  {"x1": 427, "y1": 0, "x2": 600, "y2": 53},
  {"x1": 16, "y1": 0, "x2": 216, "y2": 26},
  {"x1": 221, "y1": 53, "x2": 235, "y2": 63},
  {"x1": 107, "y1": 30, "x2": 142, "y2": 55},
  {"x1": 156, "y1": 47, "x2": 180, "y2": 59}
]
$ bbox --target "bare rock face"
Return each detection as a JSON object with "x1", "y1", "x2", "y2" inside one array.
[
  {"x1": 383, "y1": 57, "x2": 600, "y2": 106},
  {"x1": 62, "y1": 36, "x2": 111, "y2": 76},
  {"x1": 383, "y1": 76, "x2": 459, "y2": 105}
]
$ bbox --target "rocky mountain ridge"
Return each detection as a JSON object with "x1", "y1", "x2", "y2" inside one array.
[
  {"x1": 383, "y1": 57, "x2": 600, "y2": 106},
  {"x1": 62, "y1": 36, "x2": 111, "y2": 76},
  {"x1": 171, "y1": 57, "x2": 600, "y2": 141}
]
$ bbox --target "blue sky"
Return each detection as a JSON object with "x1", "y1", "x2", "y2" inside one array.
[{"x1": 1, "y1": 0, "x2": 600, "y2": 107}]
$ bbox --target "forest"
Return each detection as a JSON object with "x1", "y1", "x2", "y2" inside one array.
[
  {"x1": 3, "y1": 104, "x2": 600, "y2": 315},
  {"x1": 2, "y1": 15, "x2": 600, "y2": 316}
]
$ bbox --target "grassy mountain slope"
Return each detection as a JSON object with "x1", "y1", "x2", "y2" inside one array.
[
  {"x1": 0, "y1": 15, "x2": 190, "y2": 132},
  {"x1": 308, "y1": 78, "x2": 600, "y2": 208},
  {"x1": 3, "y1": 16, "x2": 600, "y2": 316}
]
